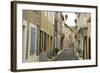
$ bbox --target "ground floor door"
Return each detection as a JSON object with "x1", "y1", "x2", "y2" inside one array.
[{"x1": 83, "y1": 36, "x2": 87, "y2": 59}]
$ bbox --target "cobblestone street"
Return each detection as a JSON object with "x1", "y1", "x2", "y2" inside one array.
[{"x1": 54, "y1": 48, "x2": 79, "y2": 61}]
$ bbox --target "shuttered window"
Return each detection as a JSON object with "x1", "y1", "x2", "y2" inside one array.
[{"x1": 30, "y1": 27, "x2": 36, "y2": 55}]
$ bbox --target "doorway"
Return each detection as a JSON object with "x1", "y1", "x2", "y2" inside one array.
[{"x1": 83, "y1": 36, "x2": 87, "y2": 59}]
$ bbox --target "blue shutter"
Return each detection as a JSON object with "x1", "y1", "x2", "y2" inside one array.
[{"x1": 30, "y1": 27, "x2": 36, "y2": 55}]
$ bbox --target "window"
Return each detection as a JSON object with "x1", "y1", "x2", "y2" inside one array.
[
  {"x1": 29, "y1": 23, "x2": 37, "y2": 55},
  {"x1": 30, "y1": 27, "x2": 36, "y2": 55}
]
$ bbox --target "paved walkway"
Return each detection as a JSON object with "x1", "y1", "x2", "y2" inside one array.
[
  {"x1": 39, "y1": 52, "x2": 48, "y2": 61},
  {"x1": 54, "y1": 48, "x2": 79, "y2": 61}
]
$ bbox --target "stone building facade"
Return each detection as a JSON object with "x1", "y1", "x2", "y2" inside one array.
[
  {"x1": 75, "y1": 13, "x2": 91, "y2": 59},
  {"x1": 22, "y1": 10, "x2": 54, "y2": 62}
]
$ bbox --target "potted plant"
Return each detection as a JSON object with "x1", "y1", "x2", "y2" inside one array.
[{"x1": 53, "y1": 48, "x2": 59, "y2": 55}]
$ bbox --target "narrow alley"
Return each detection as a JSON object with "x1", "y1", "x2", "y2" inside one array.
[{"x1": 22, "y1": 10, "x2": 91, "y2": 62}]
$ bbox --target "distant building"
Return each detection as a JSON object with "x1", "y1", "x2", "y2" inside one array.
[
  {"x1": 75, "y1": 13, "x2": 91, "y2": 59},
  {"x1": 61, "y1": 13, "x2": 76, "y2": 49}
]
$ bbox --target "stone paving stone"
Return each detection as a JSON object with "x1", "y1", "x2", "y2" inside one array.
[{"x1": 54, "y1": 48, "x2": 79, "y2": 61}]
